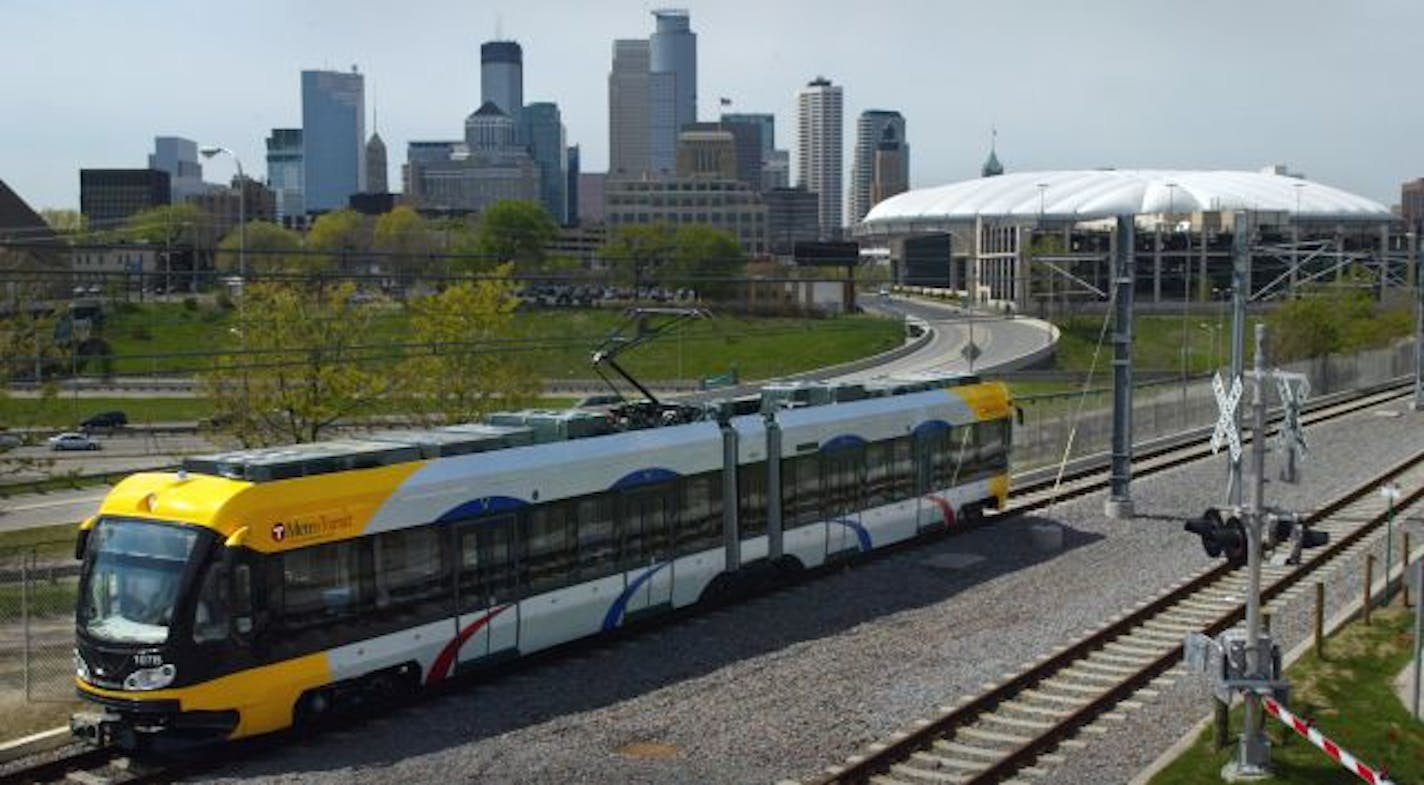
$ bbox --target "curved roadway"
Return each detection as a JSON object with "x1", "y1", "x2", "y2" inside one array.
[{"x1": 842, "y1": 295, "x2": 1056, "y2": 381}]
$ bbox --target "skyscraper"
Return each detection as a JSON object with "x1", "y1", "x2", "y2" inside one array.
[
  {"x1": 796, "y1": 76, "x2": 843, "y2": 240},
  {"x1": 871, "y1": 124, "x2": 909, "y2": 207},
  {"x1": 301, "y1": 68, "x2": 366, "y2": 213},
  {"x1": 649, "y1": 9, "x2": 696, "y2": 175},
  {"x1": 609, "y1": 11, "x2": 698, "y2": 180},
  {"x1": 609, "y1": 39, "x2": 651, "y2": 178},
  {"x1": 850, "y1": 110, "x2": 907, "y2": 224},
  {"x1": 366, "y1": 129, "x2": 388, "y2": 194},
  {"x1": 520, "y1": 102, "x2": 569, "y2": 223},
  {"x1": 481, "y1": 41, "x2": 523, "y2": 118},
  {"x1": 265, "y1": 128, "x2": 304, "y2": 223},
  {"x1": 148, "y1": 137, "x2": 204, "y2": 203}
]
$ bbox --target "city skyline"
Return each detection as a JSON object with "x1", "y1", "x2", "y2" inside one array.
[{"x1": 3, "y1": 0, "x2": 1421, "y2": 212}]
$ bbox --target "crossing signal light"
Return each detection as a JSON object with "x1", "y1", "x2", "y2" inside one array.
[
  {"x1": 1183, "y1": 507, "x2": 1247, "y2": 566},
  {"x1": 1270, "y1": 514, "x2": 1328, "y2": 564}
]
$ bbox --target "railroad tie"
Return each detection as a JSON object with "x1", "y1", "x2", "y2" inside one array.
[
  {"x1": 982, "y1": 712, "x2": 1055, "y2": 732},
  {"x1": 956, "y1": 725, "x2": 1033, "y2": 746},
  {"x1": 888, "y1": 763, "x2": 966, "y2": 783},
  {"x1": 1037, "y1": 679, "x2": 1106, "y2": 696},
  {"x1": 909, "y1": 751, "x2": 984, "y2": 772},
  {"x1": 932, "y1": 739, "x2": 1005, "y2": 760}
]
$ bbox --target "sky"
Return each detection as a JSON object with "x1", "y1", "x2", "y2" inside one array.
[{"x1": 3, "y1": 0, "x2": 1420, "y2": 212}]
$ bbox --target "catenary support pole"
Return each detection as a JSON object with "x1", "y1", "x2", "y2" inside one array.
[
  {"x1": 1105, "y1": 214, "x2": 1135, "y2": 519},
  {"x1": 1414, "y1": 230, "x2": 1423, "y2": 411},
  {"x1": 1227, "y1": 321, "x2": 1272, "y2": 778},
  {"x1": 720, "y1": 422, "x2": 740, "y2": 573},
  {"x1": 765, "y1": 415, "x2": 783, "y2": 562}
]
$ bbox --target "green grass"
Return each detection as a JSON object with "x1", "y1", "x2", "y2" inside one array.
[
  {"x1": 0, "y1": 396, "x2": 217, "y2": 428},
  {"x1": 1148, "y1": 601, "x2": 1424, "y2": 784},
  {"x1": 77, "y1": 302, "x2": 902, "y2": 384},
  {"x1": 0, "y1": 524, "x2": 80, "y2": 558},
  {"x1": 0, "y1": 578, "x2": 78, "y2": 618},
  {"x1": 1052, "y1": 313, "x2": 1257, "y2": 376}
]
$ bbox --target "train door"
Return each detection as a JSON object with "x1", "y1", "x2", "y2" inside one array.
[
  {"x1": 620, "y1": 485, "x2": 675, "y2": 619},
  {"x1": 915, "y1": 426, "x2": 947, "y2": 532},
  {"x1": 454, "y1": 515, "x2": 520, "y2": 667},
  {"x1": 821, "y1": 447, "x2": 862, "y2": 557}
]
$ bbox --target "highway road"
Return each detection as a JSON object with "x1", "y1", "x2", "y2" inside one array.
[{"x1": 842, "y1": 295, "x2": 1054, "y2": 380}]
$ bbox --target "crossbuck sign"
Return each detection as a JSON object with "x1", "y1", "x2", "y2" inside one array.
[
  {"x1": 1211, "y1": 371, "x2": 1244, "y2": 462},
  {"x1": 1273, "y1": 371, "x2": 1310, "y2": 456}
]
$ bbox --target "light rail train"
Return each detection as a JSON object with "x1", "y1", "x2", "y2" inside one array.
[{"x1": 70, "y1": 376, "x2": 1012, "y2": 747}]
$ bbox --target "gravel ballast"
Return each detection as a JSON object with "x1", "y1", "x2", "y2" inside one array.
[{"x1": 200, "y1": 400, "x2": 1424, "y2": 785}]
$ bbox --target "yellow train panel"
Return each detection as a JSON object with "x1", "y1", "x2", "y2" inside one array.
[
  {"x1": 77, "y1": 653, "x2": 332, "y2": 739},
  {"x1": 96, "y1": 462, "x2": 427, "y2": 553},
  {"x1": 951, "y1": 381, "x2": 1013, "y2": 421}
]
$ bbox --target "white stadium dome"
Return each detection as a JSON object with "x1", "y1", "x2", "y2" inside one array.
[{"x1": 861, "y1": 169, "x2": 1392, "y2": 229}]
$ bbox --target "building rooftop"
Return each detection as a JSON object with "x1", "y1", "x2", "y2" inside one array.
[{"x1": 863, "y1": 169, "x2": 1392, "y2": 228}]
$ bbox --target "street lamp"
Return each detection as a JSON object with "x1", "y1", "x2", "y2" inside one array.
[
  {"x1": 200, "y1": 145, "x2": 245, "y2": 342},
  {"x1": 199, "y1": 146, "x2": 246, "y2": 291}
]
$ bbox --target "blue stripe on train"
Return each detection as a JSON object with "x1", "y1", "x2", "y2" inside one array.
[
  {"x1": 829, "y1": 518, "x2": 873, "y2": 552},
  {"x1": 602, "y1": 561, "x2": 674, "y2": 631},
  {"x1": 435, "y1": 495, "x2": 529, "y2": 523}
]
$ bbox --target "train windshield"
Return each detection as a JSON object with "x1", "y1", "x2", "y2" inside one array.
[{"x1": 78, "y1": 518, "x2": 201, "y2": 644}]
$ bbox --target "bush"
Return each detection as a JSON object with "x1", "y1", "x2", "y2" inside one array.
[
  {"x1": 183, "y1": 297, "x2": 198, "y2": 311},
  {"x1": 215, "y1": 291, "x2": 234, "y2": 310}
]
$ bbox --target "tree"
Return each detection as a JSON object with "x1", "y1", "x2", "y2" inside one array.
[
  {"x1": 475, "y1": 199, "x2": 558, "y2": 273},
  {"x1": 601, "y1": 224, "x2": 676, "y2": 286},
  {"x1": 39, "y1": 208, "x2": 86, "y2": 237},
  {"x1": 306, "y1": 209, "x2": 370, "y2": 273},
  {"x1": 373, "y1": 206, "x2": 436, "y2": 285},
  {"x1": 667, "y1": 224, "x2": 744, "y2": 294},
  {"x1": 402, "y1": 263, "x2": 538, "y2": 424},
  {"x1": 121, "y1": 204, "x2": 210, "y2": 248},
  {"x1": 200, "y1": 279, "x2": 391, "y2": 446},
  {"x1": 215, "y1": 221, "x2": 304, "y2": 277}
]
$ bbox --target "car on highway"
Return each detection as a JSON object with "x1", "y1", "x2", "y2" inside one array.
[
  {"x1": 48, "y1": 432, "x2": 101, "y2": 451},
  {"x1": 80, "y1": 410, "x2": 128, "y2": 430},
  {"x1": 0, "y1": 431, "x2": 23, "y2": 450}
]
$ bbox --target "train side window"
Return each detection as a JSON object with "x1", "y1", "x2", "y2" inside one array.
[
  {"x1": 865, "y1": 441, "x2": 891, "y2": 508},
  {"x1": 620, "y1": 485, "x2": 674, "y2": 569},
  {"x1": 821, "y1": 447, "x2": 862, "y2": 517},
  {"x1": 783, "y1": 454, "x2": 820, "y2": 526},
  {"x1": 280, "y1": 540, "x2": 367, "y2": 630},
  {"x1": 526, "y1": 504, "x2": 575, "y2": 594},
  {"x1": 738, "y1": 463, "x2": 766, "y2": 539},
  {"x1": 374, "y1": 526, "x2": 448, "y2": 617},
  {"x1": 191, "y1": 560, "x2": 230, "y2": 644},
  {"x1": 679, "y1": 473, "x2": 722, "y2": 555},
  {"x1": 575, "y1": 497, "x2": 616, "y2": 580},
  {"x1": 890, "y1": 437, "x2": 915, "y2": 501}
]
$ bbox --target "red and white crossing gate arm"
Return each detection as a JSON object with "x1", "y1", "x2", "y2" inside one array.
[{"x1": 1262, "y1": 695, "x2": 1394, "y2": 785}]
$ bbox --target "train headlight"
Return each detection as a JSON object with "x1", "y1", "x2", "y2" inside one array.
[
  {"x1": 123, "y1": 663, "x2": 176, "y2": 691},
  {"x1": 73, "y1": 650, "x2": 91, "y2": 682}
]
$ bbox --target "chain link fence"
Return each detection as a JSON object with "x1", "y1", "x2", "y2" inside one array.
[
  {"x1": 1012, "y1": 341, "x2": 1416, "y2": 471},
  {"x1": 0, "y1": 543, "x2": 80, "y2": 705}
]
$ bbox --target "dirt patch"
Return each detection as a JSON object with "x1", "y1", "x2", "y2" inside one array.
[{"x1": 615, "y1": 741, "x2": 680, "y2": 759}]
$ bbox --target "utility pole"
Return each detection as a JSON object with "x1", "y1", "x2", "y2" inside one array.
[
  {"x1": 1233, "y1": 321, "x2": 1272, "y2": 776},
  {"x1": 1228, "y1": 213, "x2": 1249, "y2": 507},
  {"x1": 1105, "y1": 214, "x2": 1136, "y2": 519},
  {"x1": 1413, "y1": 230, "x2": 1423, "y2": 411}
]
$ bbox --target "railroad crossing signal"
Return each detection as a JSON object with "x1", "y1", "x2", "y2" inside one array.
[
  {"x1": 1210, "y1": 372, "x2": 1243, "y2": 462},
  {"x1": 1183, "y1": 507, "x2": 1247, "y2": 565}
]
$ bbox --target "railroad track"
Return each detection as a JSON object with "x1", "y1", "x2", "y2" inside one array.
[
  {"x1": 3, "y1": 380, "x2": 1413, "y2": 785},
  {"x1": 797, "y1": 448, "x2": 1424, "y2": 785}
]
